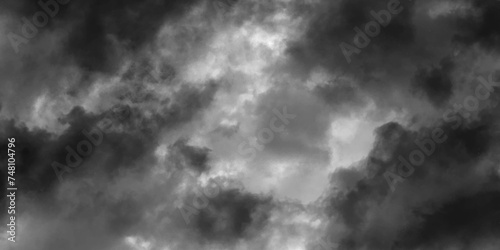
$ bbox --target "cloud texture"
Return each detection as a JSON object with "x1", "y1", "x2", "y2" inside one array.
[{"x1": 1, "y1": 0, "x2": 500, "y2": 249}]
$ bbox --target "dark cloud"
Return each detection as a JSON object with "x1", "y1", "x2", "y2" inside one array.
[
  {"x1": 1, "y1": 0, "x2": 201, "y2": 73},
  {"x1": 411, "y1": 57, "x2": 455, "y2": 107},
  {"x1": 454, "y1": 0, "x2": 500, "y2": 51},
  {"x1": 287, "y1": 0, "x2": 416, "y2": 75},
  {"x1": 3, "y1": 0, "x2": 500, "y2": 249},
  {"x1": 314, "y1": 80, "x2": 367, "y2": 112},
  {"x1": 283, "y1": 0, "x2": 423, "y2": 117},
  {"x1": 169, "y1": 138, "x2": 212, "y2": 174},
  {"x1": 0, "y1": 120, "x2": 56, "y2": 196},
  {"x1": 397, "y1": 191, "x2": 500, "y2": 249},
  {"x1": 193, "y1": 189, "x2": 273, "y2": 242},
  {"x1": 0, "y1": 104, "x2": 135, "y2": 197},
  {"x1": 323, "y1": 106, "x2": 500, "y2": 249},
  {"x1": 0, "y1": 79, "x2": 218, "y2": 215},
  {"x1": 212, "y1": 123, "x2": 239, "y2": 138},
  {"x1": 64, "y1": 0, "x2": 202, "y2": 73}
]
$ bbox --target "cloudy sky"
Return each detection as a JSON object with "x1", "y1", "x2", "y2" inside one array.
[{"x1": 1, "y1": 0, "x2": 500, "y2": 249}]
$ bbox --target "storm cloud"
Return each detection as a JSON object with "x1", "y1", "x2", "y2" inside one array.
[{"x1": 1, "y1": 0, "x2": 500, "y2": 249}]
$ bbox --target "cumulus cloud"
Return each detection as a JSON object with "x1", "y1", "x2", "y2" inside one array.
[{"x1": 1, "y1": 0, "x2": 500, "y2": 249}]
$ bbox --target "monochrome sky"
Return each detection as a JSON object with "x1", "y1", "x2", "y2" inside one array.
[{"x1": 1, "y1": 0, "x2": 500, "y2": 249}]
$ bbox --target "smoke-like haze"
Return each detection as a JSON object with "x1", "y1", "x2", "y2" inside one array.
[{"x1": 1, "y1": 0, "x2": 500, "y2": 249}]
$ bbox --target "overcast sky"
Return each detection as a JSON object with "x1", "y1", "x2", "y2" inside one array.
[{"x1": 1, "y1": 0, "x2": 500, "y2": 249}]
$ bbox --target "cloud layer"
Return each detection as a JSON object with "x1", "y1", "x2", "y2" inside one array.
[{"x1": 1, "y1": 0, "x2": 500, "y2": 249}]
